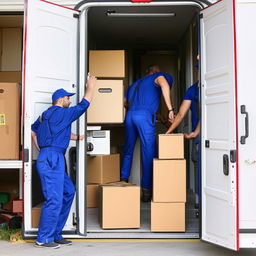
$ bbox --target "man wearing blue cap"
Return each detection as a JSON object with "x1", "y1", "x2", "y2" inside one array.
[{"x1": 31, "y1": 76, "x2": 96, "y2": 249}]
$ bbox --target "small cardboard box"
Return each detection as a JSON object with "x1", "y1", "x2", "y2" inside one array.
[
  {"x1": 87, "y1": 80, "x2": 124, "y2": 124},
  {"x1": 32, "y1": 205, "x2": 42, "y2": 228},
  {"x1": 0, "y1": 83, "x2": 21, "y2": 159},
  {"x1": 12, "y1": 199, "x2": 23, "y2": 213},
  {"x1": 87, "y1": 184, "x2": 99, "y2": 208},
  {"x1": 151, "y1": 202, "x2": 185, "y2": 232},
  {"x1": 89, "y1": 50, "x2": 125, "y2": 78},
  {"x1": 87, "y1": 154, "x2": 120, "y2": 184},
  {"x1": 153, "y1": 159, "x2": 186, "y2": 203},
  {"x1": 99, "y1": 183, "x2": 140, "y2": 229},
  {"x1": 158, "y1": 134, "x2": 184, "y2": 159}
]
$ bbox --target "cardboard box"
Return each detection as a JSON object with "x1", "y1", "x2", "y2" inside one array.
[
  {"x1": 158, "y1": 134, "x2": 184, "y2": 159},
  {"x1": 87, "y1": 184, "x2": 99, "y2": 208},
  {"x1": 32, "y1": 205, "x2": 42, "y2": 228},
  {"x1": 151, "y1": 202, "x2": 185, "y2": 232},
  {"x1": 99, "y1": 184, "x2": 140, "y2": 229},
  {"x1": 89, "y1": 50, "x2": 125, "y2": 77},
  {"x1": 0, "y1": 83, "x2": 21, "y2": 159},
  {"x1": 12, "y1": 199, "x2": 23, "y2": 213},
  {"x1": 87, "y1": 154, "x2": 120, "y2": 184},
  {"x1": 153, "y1": 159, "x2": 186, "y2": 202},
  {"x1": 87, "y1": 80, "x2": 124, "y2": 124},
  {"x1": 0, "y1": 72, "x2": 22, "y2": 83}
]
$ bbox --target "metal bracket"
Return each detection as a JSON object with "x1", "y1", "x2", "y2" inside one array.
[
  {"x1": 205, "y1": 140, "x2": 210, "y2": 148},
  {"x1": 24, "y1": 149, "x2": 29, "y2": 163},
  {"x1": 73, "y1": 13, "x2": 79, "y2": 19}
]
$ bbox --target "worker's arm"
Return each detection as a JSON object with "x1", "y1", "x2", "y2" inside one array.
[
  {"x1": 84, "y1": 75, "x2": 97, "y2": 103},
  {"x1": 155, "y1": 76, "x2": 174, "y2": 122},
  {"x1": 66, "y1": 76, "x2": 97, "y2": 124},
  {"x1": 31, "y1": 131, "x2": 40, "y2": 151},
  {"x1": 70, "y1": 133, "x2": 84, "y2": 141},
  {"x1": 165, "y1": 100, "x2": 191, "y2": 134},
  {"x1": 184, "y1": 122, "x2": 200, "y2": 139}
]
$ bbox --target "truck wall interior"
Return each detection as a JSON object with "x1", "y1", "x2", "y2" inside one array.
[
  {"x1": 0, "y1": 14, "x2": 23, "y2": 212},
  {"x1": 84, "y1": 5, "x2": 200, "y2": 236}
]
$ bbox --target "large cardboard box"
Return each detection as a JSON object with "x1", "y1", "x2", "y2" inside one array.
[
  {"x1": 0, "y1": 83, "x2": 21, "y2": 159},
  {"x1": 99, "y1": 183, "x2": 140, "y2": 229},
  {"x1": 32, "y1": 205, "x2": 42, "y2": 228},
  {"x1": 12, "y1": 199, "x2": 23, "y2": 213},
  {"x1": 87, "y1": 154, "x2": 120, "y2": 184},
  {"x1": 89, "y1": 50, "x2": 125, "y2": 78},
  {"x1": 158, "y1": 134, "x2": 184, "y2": 159},
  {"x1": 87, "y1": 80, "x2": 124, "y2": 124},
  {"x1": 151, "y1": 202, "x2": 185, "y2": 232},
  {"x1": 153, "y1": 159, "x2": 186, "y2": 202},
  {"x1": 87, "y1": 184, "x2": 99, "y2": 208},
  {"x1": 0, "y1": 72, "x2": 22, "y2": 83}
]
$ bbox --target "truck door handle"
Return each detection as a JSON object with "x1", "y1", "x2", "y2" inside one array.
[
  {"x1": 223, "y1": 154, "x2": 229, "y2": 176},
  {"x1": 240, "y1": 105, "x2": 249, "y2": 144}
]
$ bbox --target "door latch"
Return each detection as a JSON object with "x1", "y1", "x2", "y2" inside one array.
[{"x1": 223, "y1": 154, "x2": 229, "y2": 176}]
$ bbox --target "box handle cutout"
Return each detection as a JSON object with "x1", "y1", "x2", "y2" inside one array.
[{"x1": 98, "y1": 88, "x2": 112, "y2": 93}]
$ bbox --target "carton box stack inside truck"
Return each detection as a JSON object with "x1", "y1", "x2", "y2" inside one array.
[{"x1": 0, "y1": 4, "x2": 200, "y2": 237}]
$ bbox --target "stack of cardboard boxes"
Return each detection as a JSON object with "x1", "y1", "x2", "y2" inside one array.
[
  {"x1": 87, "y1": 50, "x2": 140, "y2": 229},
  {"x1": 151, "y1": 134, "x2": 186, "y2": 232},
  {"x1": 87, "y1": 50, "x2": 126, "y2": 124}
]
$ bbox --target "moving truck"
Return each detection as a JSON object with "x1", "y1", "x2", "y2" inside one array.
[{"x1": 0, "y1": 0, "x2": 255, "y2": 251}]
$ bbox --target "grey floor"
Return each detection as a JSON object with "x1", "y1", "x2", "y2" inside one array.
[
  {"x1": 1, "y1": 240, "x2": 256, "y2": 256},
  {"x1": 86, "y1": 190, "x2": 199, "y2": 238}
]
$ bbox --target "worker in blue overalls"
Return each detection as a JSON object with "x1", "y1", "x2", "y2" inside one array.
[
  {"x1": 120, "y1": 65, "x2": 174, "y2": 202},
  {"x1": 31, "y1": 76, "x2": 96, "y2": 249},
  {"x1": 166, "y1": 62, "x2": 200, "y2": 208}
]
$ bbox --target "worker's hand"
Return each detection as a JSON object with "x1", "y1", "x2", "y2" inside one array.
[
  {"x1": 168, "y1": 110, "x2": 175, "y2": 123},
  {"x1": 184, "y1": 132, "x2": 197, "y2": 139},
  {"x1": 78, "y1": 135, "x2": 84, "y2": 140},
  {"x1": 86, "y1": 75, "x2": 97, "y2": 89}
]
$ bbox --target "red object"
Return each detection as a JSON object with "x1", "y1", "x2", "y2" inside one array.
[
  {"x1": 12, "y1": 200, "x2": 23, "y2": 213},
  {"x1": 131, "y1": 0, "x2": 152, "y2": 2}
]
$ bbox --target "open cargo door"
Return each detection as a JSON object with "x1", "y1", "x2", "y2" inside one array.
[
  {"x1": 22, "y1": 0, "x2": 86, "y2": 237},
  {"x1": 200, "y1": 0, "x2": 239, "y2": 250}
]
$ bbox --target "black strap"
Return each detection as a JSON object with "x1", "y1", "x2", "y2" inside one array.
[{"x1": 127, "y1": 79, "x2": 143, "y2": 108}]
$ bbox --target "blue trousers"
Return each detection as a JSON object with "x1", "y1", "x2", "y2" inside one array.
[
  {"x1": 36, "y1": 147, "x2": 75, "y2": 243},
  {"x1": 121, "y1": 110, "x2": 157, "y2": 190}
]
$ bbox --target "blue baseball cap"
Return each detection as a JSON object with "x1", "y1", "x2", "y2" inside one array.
[{"x1": 52, "y1": 88, "x2": 75, "y2": 102}]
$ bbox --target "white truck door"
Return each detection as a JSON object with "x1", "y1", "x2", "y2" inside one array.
[
  {"x1": 22, "y1": 0, "x2": 85, "y2": 236},
  {"x1": 200, "y1": 0, "x2": 239, "y2": 250}
]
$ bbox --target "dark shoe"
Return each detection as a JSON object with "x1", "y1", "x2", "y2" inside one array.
[
  {"x1": 54, "y1": 238, "x2": 72, "y2": 246},
  {"x1": 35, "y1": 241, "x2": 60, "y2": 249},
  {"x1": 120, "y1": 177, "x2": 129, "y2": 183},
  {"x1": 141, "y1": 188, "x2": 152, "y2": 202}
]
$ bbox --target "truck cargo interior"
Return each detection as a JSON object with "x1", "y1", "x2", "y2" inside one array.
[
  {"x1": 0, "y1": 3, "x2": 201, "y2": 239},
  {"x1": 83, "y1": 4, "x2": 200, "y2": 238}
]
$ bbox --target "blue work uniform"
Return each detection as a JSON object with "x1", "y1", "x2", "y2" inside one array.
[
  {"x1": 184, "y1": 82, "x2": 200, "y2": 199},
  {"x1": 121, "y1": 72, "x2": 173, "y2": 189},
  {"x1": 183, "y1": 82, "x2": 199, "y2": 132},
  {"x1": 31, "y1": 98, "x2": 90, "y2": 244}
]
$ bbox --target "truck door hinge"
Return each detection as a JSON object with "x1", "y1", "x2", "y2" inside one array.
[
  {"x1": 73, "y1": 13, "x2": 79, "y2": 19},
  {"x1": 199, "y1": 13, "x2": 203, "y2": 19},
  {"x1": 230, "y1": 150, "x2": 236, "y2": 163},
  {"x1": 24, "y1": 149, "x2": 29, "y2": 163},
  {"x1": 205, "y1": 140, "x2": 210, "y2": 148}
]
